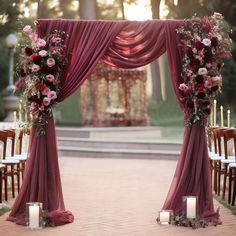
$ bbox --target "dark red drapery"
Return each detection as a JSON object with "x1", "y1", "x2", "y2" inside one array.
[{"x1": 7, "y1": 19, "x2": 220, "y2": 226}]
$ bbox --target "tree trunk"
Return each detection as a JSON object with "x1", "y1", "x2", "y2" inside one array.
[
  {"x1": 120, "y1": 0, "x2": 125, "y2": 20},
  {"x1": 79, "y1": 0, "x2": 96, "y2": 19},
  {"x1": 150, "y1": 0, "x2": 162, "y2": 102}
]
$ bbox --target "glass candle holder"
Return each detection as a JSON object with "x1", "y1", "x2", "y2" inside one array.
[
  {"x1": 26, "y1": 202, "x2": 43, "y2": 229},
  {"x1": 158, "y1": 210, "x2": 173, "y2": 225}
]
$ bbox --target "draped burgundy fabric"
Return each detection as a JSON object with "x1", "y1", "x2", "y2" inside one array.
[{"x1": 7, "y1": 19, "x2": 220, "y2": 226}]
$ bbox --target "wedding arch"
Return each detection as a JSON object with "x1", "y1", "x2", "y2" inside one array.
[{"x1": 7, "y1": 15, "x2": 231, "y2": 226}]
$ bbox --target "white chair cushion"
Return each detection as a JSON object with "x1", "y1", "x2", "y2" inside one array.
[
  {"x1": 229, "y1": 163, "x2": 236, "y2": 168},
  {"x1": 0, "y1": 164, "x2": 5, "y2": 168},
  {"x1": 6, "y1": 155, "x2": 27, "y2": 161},
  {"x1": 2, "y1": 159, "x2": 20, "y2": 164}
]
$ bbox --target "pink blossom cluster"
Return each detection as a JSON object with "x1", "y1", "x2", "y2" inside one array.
[
  {"x1": 177, "y1": 13, "x2": 232, "y2": 125},
  {"x1": 15, "y1": 25, "x2": 68, "y2": 123}
]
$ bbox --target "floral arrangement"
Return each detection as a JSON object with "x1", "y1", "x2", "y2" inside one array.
[
  {"x1": 15, "y1": 25, "x2": 68, "y2": 135},
  {"x1": 177, "y1": 12, "x2": 232, "y2": 126}
]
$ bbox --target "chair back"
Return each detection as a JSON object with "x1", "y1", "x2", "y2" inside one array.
[
  {"x1": 0, "y1": 130, "x2": 8, "y2": 161},
  {"x1": 223, "y1": 129, "x2": 235, "y2": 159},
  {"x1": 4, "y1": 129, "x2": 16, "y2": 157}
]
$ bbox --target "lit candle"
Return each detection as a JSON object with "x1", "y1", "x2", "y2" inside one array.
[
  {"x1": 186, "y1": 197, "x2": 196, "y2": 219},
  {"x1": 213, "y1": 100, "x2": 217, "y2": 126},
  {"x1": 210, "y1": 104, "x2": 213, "y2": 126},
  {"x1": 159, "y1": 211, "x2": 170, "y2": 224},
  {"x1": 13, "y1": 111, "x2": 17, "y2": 124},
  {"x1": 29, "y1": 205, "x2": 40, "y2": 228},
  {"x1": 220, "y1": 105, "x2": 224, "y2": 127},
  {"x1": 227, "y1": 110, "x2": 231, "y2": 128}
]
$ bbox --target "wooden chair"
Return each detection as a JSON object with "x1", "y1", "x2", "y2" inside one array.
[
  {"x1": 215, "y1": 128, "x2": 235, "y2": 197},
  {"x1": 221, "y1": 129, "x2": 236, "y2": 200},
  {"x1": 208, "y1": 127, "x2": 223, "y2": 194},
  {"x1": 228, "y1": 130, "x2": 236, "y2": 205},
  {"x1": 0, "y1": 164, "x2": 5, "y2": 203},
  {"x1": 0, "y1": 130, "x2": 20, "y2": 202},
  {"x1": 5, "y1": 129, "x2": 29, "y2": 180}
]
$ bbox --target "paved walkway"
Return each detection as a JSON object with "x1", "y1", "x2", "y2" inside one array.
[{"x1": 0, "y1": 157, "x2": 236, "y2": 236}]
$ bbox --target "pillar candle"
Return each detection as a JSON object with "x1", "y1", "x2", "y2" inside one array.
[
  {"x1": 213, "y1": 100, "x2": 217, "y2": 126},
  {"x1": 227, "y1": 110, "x2": 230, "y2": 128},
  {"x1": 186, "y1": 197, "x2": 196, "y2": 219},
  {"x1": 210, "y1": 104, "x2": 213, "y2": 126},
  {"x1": 13, "y1": 111, "x2": 17, "y2": 124},
  {"x1": 29, "y1": 205, "x2": 40, "y2": 228},
  {"x1": 220, "y1": 105, "x2": 224, "y2": 127}
]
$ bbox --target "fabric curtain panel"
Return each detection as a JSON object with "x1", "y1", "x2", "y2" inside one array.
[{"x1": 7, "y1": 19, "x2": 219, "y2": 225}]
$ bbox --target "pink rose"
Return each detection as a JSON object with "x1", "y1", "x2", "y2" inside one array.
[
  {"x1": 42, "y1": 87, "x2": 51, "y2": 95},
  {"x1": 213, "y1": 12, "x2": 223, "y2": 19},
  {"x1": 29, "y1": 33, "x2": 38, "y2": 43},
  {"x1": 202, "y1": 38, "x2": 211, "y2": 47},
  {"x1": 47, "y1": 90, "x2": 57, "y2": 100},
  {"x1": 23, "y1": 25, "x2": 32, "y2": 34},
  {"x1": 38, "y1": 50, "x2": 48, "y2": 57},
  {"x1": 198, "y1": 67, "x2": 208, "y2": 75},
  {"x1": 211, "y1": 76, "x2": 222, "y2": 85},
  {"x1": 47, "y1": 58, "x2": 55, "y2": 67},
  {"x1": 37, "y1": 38, "x2": 46, "y2": 48},
  {"x1": 31, "y1": 64, "x2": 40, "y2": 72},
  {"x1": 204, "y1": 80, "x2": 213, "y2": 89},
  {"x1": 45, "y1": 74, "x2": 55, "y2": 82},
  {"x1": 43, "y1": 97, "x2": 51, "y2": 106},
  {"x1": 179, "y1": 83, "x2": 189, "y2": 93}
]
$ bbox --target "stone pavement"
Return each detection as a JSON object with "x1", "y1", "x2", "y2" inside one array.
[{"x1": 0, "y1": 157, "x2": 236, "y2": 236}]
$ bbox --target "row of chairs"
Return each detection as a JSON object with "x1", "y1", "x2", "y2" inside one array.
[
  {"x1": 208, "y1": 127, "x2": 236, "y2": 206},
  {"x1": 0, "y1": 129, "x2": 29, "y2": 203}
]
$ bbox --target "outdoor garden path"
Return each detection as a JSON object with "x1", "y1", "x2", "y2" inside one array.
[{"x1": 0, "y1": 157, "x2": 235, "y2": 236}]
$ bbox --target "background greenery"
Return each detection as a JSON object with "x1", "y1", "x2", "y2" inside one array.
[{"x1": 0, "y1": 0, "x2": 235, "y2": 127}]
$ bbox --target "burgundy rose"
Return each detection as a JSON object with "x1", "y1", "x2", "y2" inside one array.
[
  {"x1": 41, "y1": 66, "x2": 50, "y2": 74},
  {"x1": 195, "y1": 41, "x2": 204, "y2": 50},
  {"x1": 196, "y1": 84, "x2": 205, "y2": 92},
  {"x1": 186, "y1": 47, "x2": 194, "y2": 59},
  {"x1": 20, "y1": 68, "x2": 26, "y2": 77},
  {"x1": 30, "y1": 53, "x2": 42, "y2": 65},
  {"x1": 195, "y1": 75, "x2": 204, "y2": 84},
  {"x1": 194, "y1": 58, "x2": 200, "y2": 67},
  {"x1": 24, "y1": 47, "x2": 33, "y2": 56},
  {"x1": 202, "y1": 100, "x2": 210, "y2": 106},
  {"x1": 211, "y1": 37, "x2": 218, "y2": 47},
  {"x1": 44, "y1": 80, "x2": 53, "y2": 86},
  {"x1": 204, "y1": 48, "x2": 213, "y2": 62},
  {"x1": 36, "y1": 83, "x2": 46, "y2": 92},
  {"x1": 186, "y1": 100, "x2": 194, "y2": 108},
  {"x1": 197, "y1": 92, "x2": 205, "y2": 99},
  {"x1": 211, "y1": 85, "x2": 219, "y2": 91},
  {"x1": 204, "y1": 107, "x2": 211, "y2": 115}
]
